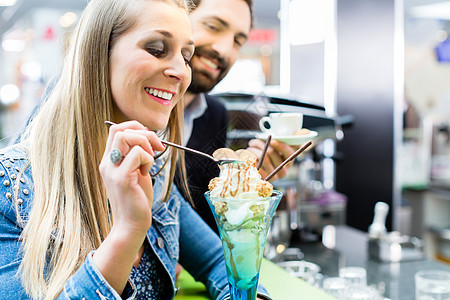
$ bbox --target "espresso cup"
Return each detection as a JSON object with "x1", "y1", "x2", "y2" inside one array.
[{"x1": 258, "y1": 112, "x2": 303, "y2": 136}]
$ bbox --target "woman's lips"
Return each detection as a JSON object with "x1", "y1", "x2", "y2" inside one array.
[{"x1": 144, "y1": 87, "x2": 175, "y2": 106}]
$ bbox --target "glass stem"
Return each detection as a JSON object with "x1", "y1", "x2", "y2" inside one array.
[{"x1": 229, "y1": 281, "x2": 258, "y2": 300}]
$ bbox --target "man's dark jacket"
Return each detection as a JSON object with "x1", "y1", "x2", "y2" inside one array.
[{"x1": 176, "y1": 94, "x2": 228, "y2": 235}]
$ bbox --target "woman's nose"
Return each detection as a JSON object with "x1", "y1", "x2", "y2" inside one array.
[{"x1": 164, "y1": 55, "x2": 190, "y2": 82}]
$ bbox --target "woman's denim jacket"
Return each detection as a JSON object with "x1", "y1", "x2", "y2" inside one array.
[{"x1": 0, "y1": 145, "x2": 270, "y2": 299}]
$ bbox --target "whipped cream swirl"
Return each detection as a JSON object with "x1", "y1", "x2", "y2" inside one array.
[{"x1": 209, "y1": 162, "x2": 262, "y2": 199}]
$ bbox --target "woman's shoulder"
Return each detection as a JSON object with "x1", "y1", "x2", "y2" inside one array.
[
  {"x1": 0, "y1": 143, "x2": 29, "y2": 158},
  {"x1": 0, "y1": 144, "x2": 33, "y2": 227}
]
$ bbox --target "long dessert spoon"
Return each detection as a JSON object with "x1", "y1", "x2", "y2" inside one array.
[{"x1": 104, "y1": 121, "x2": 242, "y2": 166}]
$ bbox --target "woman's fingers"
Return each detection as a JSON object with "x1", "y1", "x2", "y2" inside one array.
[
  {"x1": 105, "y1": 125, "x2": 165, "y2": 167},
  {"x1": 105, "y1": 121, "x2": 147, "y2": 153},
  {"x1": 101, "y1": 145, "x2": 155, "y2": 232},
  {"x1": 111, "y1": 131, "x2": 155, "y2": 161},
  {"x1": 119, "y1": 145, "x2": 154, "y2": 177}
]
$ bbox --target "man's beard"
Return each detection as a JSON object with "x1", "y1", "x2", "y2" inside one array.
[
  {"x1": 187, "y1": 46, "x2": 229, "y2": 94},
  {"x1": 187, "y1": 69, "x2": 221, "y2": 94}
]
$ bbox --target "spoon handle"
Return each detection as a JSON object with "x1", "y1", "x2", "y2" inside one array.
[{"x1": 160, "y1": 140, "x2": 217, "y2": 162}]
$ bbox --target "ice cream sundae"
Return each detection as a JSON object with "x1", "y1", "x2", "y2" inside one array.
[{"x1": 205, "y1": 148, "x2": 282, "y2": 299}]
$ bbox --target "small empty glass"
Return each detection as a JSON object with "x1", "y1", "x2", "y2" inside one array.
[
  {"x1": 339, "y1": 266, "x2": 367, "y2": 288},
  {"x1": 346, "y1": 286, "x2": 378, "y2": 300},
  {"x1": 276, "y1": 260, "x2": 322, "y2": 286},
  {"x1": 415, "y1": 270, "x2": 450, "y2": 300},
  {"x1": 322, "y1": 277, "x2": 346, "y2": 300}
]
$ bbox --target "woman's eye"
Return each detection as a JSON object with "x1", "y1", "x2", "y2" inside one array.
[
  {"x1": 147, "y1": 48, "x2": 165, "y2": 57},
  {"x1": 182, "y1": 51, "x2": 193, "y2": 65},
  {"x1": 184, "y1": 56, "x2": 192, "y2": 67}
]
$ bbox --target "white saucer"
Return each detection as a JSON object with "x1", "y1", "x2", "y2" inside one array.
[{"x1": 255, "y1": 130, "x2": 318, "y2": 146}]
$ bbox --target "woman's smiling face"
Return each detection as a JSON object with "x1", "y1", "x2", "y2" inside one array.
[{"x1": 109, "y1": 0, "x2": 194, "y2": 130}]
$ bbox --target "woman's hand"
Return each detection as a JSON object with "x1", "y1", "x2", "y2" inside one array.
[
  {"x1": 100, "y1": 121, "x2": 165, "y2": 235},
  {"x1": 94, "y1": 121, "x2": 165, "y2": 294}
]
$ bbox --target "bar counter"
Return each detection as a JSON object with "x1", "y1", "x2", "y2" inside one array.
[
  {"x1": 174, "y1": 258, "x2": 334, "y2": 300},
  {"x1": 294, "y1": 225, "x2": 450, "y2": 300},
  {"x1": 174, "y1": 225, "x2": 450, "y2": 299}
]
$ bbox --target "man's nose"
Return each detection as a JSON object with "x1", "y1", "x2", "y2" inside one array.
[{"x1": 211, "y1": 34, "x2": 235, "y2": 57}]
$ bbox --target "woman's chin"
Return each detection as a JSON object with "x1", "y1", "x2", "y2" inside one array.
[{"x1": 145, "y1": 119, "x2": 169, "y2": 132}]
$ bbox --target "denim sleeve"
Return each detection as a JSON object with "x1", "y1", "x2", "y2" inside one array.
[
  {"x1": 0, "y1": 159, "x2": 30, "y2": 299},
  {"x1": 0, "y1": 228, "x2": 137, "y2": 300},
  {"x1": 58, "y1": 251, "x2": 136, "y2": 300},
  {"x1": 176, "y1": 186, "x2": 271, "y2": 300},
  {"x1": 0, "y1": 160, "x2": 136, "y2": 300},
  {"x1": 0, "y1": 204, "x2": 31, "y2": 299}
]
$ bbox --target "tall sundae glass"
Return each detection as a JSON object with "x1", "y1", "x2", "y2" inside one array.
[{"x1": 205, "y1": 149, "x2": 282, "y2": 300}]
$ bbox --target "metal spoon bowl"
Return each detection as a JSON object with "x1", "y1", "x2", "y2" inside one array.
[{"x1": 159, "y1": 140, "x2": 243, "y2": 165}]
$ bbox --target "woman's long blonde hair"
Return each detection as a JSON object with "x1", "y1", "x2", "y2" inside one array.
[{"x1": 18, "y1": 0, "x2": 193, "y2": 298}]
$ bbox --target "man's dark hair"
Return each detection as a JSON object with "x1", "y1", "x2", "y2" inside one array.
[{"x1": 191, "y1": 0, "x2": 254, "y2": 28}]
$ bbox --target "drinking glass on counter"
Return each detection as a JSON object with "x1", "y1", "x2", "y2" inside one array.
[
  {"x1": 320, "y1": 266, "x2": 387, "y2": 300},
  {"x1": 346, "y1": 286, "x2": 379, "y2": 300},
  {"x1": 205, "y1": 190, "x2": 282, "y2": 300},
  {"x1": 415, "y1": 270, "x2": 450, "y2": 300},
  {"x1": 322, "y1": 277, "x2": 347, "y2": 299},
  {"x1": 339, "y1": 266, "x2": 367, "y2": 288},
  {"x1": 276, "y1": 260, "x2": 322, "y2": 286}
]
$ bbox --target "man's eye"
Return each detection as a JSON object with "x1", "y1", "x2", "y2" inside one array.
[{"x1": 205, "y1": 23, "x2": 219, "y2": 31}]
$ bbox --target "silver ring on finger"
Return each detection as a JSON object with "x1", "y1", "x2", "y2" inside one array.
[{"x1": 110, "y1": 148, "x2": 123, "y2": 164}]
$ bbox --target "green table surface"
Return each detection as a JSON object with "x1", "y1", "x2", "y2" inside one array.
[{"x1": 174, "y1": 259, "x2": 335, "y2": 300}]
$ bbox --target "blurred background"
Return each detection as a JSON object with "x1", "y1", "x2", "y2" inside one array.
[{"x1": 1, "y1": 0, "x2": 450, "y2": 266}]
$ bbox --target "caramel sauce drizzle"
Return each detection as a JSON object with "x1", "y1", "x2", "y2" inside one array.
[
  {"x1": 220, "y1": 164, "x2": 233, "y2": 198},
  {"x1": 243, "y1": 165, "x2": 250, "y2": 192},
  {"x1": 219, "y1": 163, "x2": 252, "y2": 198}
]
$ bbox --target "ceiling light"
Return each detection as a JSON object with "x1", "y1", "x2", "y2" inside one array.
[
  {"x1": 289, "y1": 0, "x2": 327, "y2": 45},
  {"x1": 409, "y1": 1, "x2": 450, "y2": 20},
  {"x1": 0, "y1": 84, "x2": 20, "y2": 106},
  {"x1": 59, "y1": 12, "x2": 77, "y2": 28},
  {"x1": 20, "y1": 62, "x2": 42, "y2": 81},
  {"x1": 0, "y1": 0, "x2": 16, "y2": 6},
  {"x1": 2, "y1": 39, "x2": 25, "y2": 52}
]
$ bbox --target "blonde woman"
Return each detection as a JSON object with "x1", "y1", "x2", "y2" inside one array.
[{"x1": 0, "y1": 0, "x2": 272, "y2": 299}]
